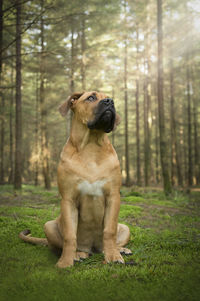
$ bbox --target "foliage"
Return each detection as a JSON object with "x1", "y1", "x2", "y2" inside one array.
[
  {"x1": 0, "y1": 185, "x2": 200, "y2": 301},
  {"x1": 1, "y1": 0, "x2": 200, "y2": 189}
]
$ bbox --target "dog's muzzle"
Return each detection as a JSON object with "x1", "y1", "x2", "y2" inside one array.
[{"x1": 87, "y1": 98, "x2": 116, "y2": 133}]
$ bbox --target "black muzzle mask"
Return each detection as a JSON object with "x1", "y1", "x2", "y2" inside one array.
[{"x1": 87, "y1": 98, "x2": 116, "y2": 133}]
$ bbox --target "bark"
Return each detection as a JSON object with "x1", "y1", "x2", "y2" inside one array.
[
  {"x1": 34, "y1": 73, "x2": 39, "y2": 186},
  {"x1": 68, "y1": 16, "x2": 75, "y2": 130},
  {"x1": 143, "y1": 15, "x2": 152, "y2": 187},
  {"x1": 169, "y1": 59, "x2": 183, "y2": 186},
  {"x1": 143, "y1": 65, "x2": 151, "y2": 186},
  {"x1": 124, "y1": 37, "x2": 130, "y2": 186},
  {"x1": 111, "y1": 87, "x2": 115, "y2": 147},
  {"x1": 143, "y1": 77, "x2": 148, "y2": 186},
  {"x1": 14, "y1": 0, "x2": 22, "y2": 189},
  {"x1": 155, "y1": 110, "x2": 160, "y2": 184},
  {"x1": 124, "y1": 0, "x2": 130, "y2": 186},
  {"x1": 0, "y1": 0, "x2": 4, "y2": 183},
  {"x1": 146, "y1": 53, "x2": 152, "y2": 183},
  {"x1": 70, "y1": 16, "x2": 75, "y2": 95},
  {"x1": 0, "y1": 94, "x2": 4, "y2": 183},
  {"x1": 192, "y1": 95, "x2": 200, "y2": 184},
  {"x1": 190, "y1": 66, "x2": 200, "y2": 184},
  {"x1": 40, "y1": 0, "x2": 51, "y2": 190},
  {"x1": 135, "y1": 27, "x2": 141, "y2": 186},
  {"x1": 186, "y1": 52, "x2": 193, "y2": 187},
  {"x1": 81, "y1": 13, "x2": 86, "y2": 91},
  {"x1": 157, "y1": 0, "x2": 171, "y2": 194},
  {"x1": 182, "y1": 104, "x2": 188, "y2": 185},
  {"x1": 0, "y1": 0, "x2": 3, "y2": 75},
  {"x1": 8, "y1": 60, "x2": 14, "y2": 184}
]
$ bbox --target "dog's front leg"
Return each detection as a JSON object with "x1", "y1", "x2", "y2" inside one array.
[
  {"x1": 56, "y1": 199, "x2": 78, "y2": 268},
  {"x1": 103, "y1": 193, "x2": 124, "y2": 264}
]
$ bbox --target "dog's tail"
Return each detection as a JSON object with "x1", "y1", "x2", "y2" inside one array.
[{"x1": 19, "y1": 229, "x2": 48, "y2": 246}]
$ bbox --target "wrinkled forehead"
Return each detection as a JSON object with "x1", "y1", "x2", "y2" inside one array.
[{"x1": 80, "y1": 91, "x2": 108, "y2": 100}]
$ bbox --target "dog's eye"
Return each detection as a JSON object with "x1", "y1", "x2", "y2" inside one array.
[{"x1": 87, "y1": 95, "x2": 96, "y2": 102}]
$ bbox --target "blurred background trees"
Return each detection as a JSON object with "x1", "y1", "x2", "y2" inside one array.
[{"x1": 0, "y1": 0, "x2": 200, "y2": 193}]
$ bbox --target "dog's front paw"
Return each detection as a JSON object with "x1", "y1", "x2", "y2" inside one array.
[{"x1": 104, "y1": 249, "x2": 125, "y2": 264}]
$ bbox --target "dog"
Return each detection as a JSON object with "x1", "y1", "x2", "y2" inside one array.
[{"x1": 19, "y1": 91, "x2": 132, "y2": 268}]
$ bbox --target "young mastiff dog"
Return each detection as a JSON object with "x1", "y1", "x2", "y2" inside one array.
[{"x1": 19, "y1": 91, "x2": 132, "y2": 268}]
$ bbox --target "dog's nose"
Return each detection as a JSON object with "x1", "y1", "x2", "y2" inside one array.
[{"x1": 102, "y1": 98, "x2": 114, "y2": 106}]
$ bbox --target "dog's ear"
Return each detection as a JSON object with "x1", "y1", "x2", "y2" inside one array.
[
  {"x1": 113, "y1": 113, "x2": 121, "y2": 130},
  {"x1": 58, "y1": 92, "x2": 84, "y2": 117}
]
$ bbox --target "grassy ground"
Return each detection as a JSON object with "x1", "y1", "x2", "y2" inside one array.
[{"x1": 0, "y1": 184, "x2": 200, "y2": 301}]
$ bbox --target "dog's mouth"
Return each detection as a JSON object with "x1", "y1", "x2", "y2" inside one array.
[{"x1": 87, "y1": 98, "x2": 116, "y2": 133}]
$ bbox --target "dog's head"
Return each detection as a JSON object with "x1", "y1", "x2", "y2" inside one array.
[{"x1": 59, "y1": 91, "x2": 120, "y2": 133}]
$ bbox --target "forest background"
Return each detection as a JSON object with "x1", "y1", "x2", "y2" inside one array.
[{"x1": 0, "y1": 0, "x2": 200, "y2": 194}]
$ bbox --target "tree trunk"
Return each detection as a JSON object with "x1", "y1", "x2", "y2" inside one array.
[
  {"x1": 182, "y1": 103, "x2": 188, "y2": 185},
  {"x1": 147, "y1": 56, "x2": 152, "y2": 184},
  {"x1": 0, "y1": 94, "x2": 5, "y2": 184},
  {"x1": 143, "y1": 20, "x2": 152, "y2": 187},
  {"x1": 34, "y1": 73, "x2": 39, "y2": 186},
  {"x1": 155, "y1": 110, "x2": 160, "y2": 184},
  {"x1": 0, "y1": 0, "x2": 4, "y2": 184},
  {"x1": 143, "y1": 76, "x2": 148, "y2": 186},
  {"x1": 14, "y1": 0, "x2": 22, "y2": 189},
  {"x1": 0, "y1": 0, "x2": 3, "y2": 75},
  {"x1": 81, "y1": 13, "x2": 86, "y2": 91},
  {"x1": 157, "y1": 0, "x2": 171, "y2": 194},
  {"x1": 143, "y1": 67, "x2": 151, "y2": 186},
  {"x1": 123, "y1": 0, "x2": 130, "y2": 186},
  {"x1": 135, "y1": 27, "x2": 141, "y2": 186},
  {"x1": 8, "y1": 59, "x2": 14, "y2": 184},
  {"x1": 124, "y1": 37, "x2": 130, "y2": 186},
  {"x1": 186, "y1": 52, "x2": 193, "y2": 187},
  {"x1": 192, "y1": 93, "x2": 200, "y2": 184},
  {"x1": 70, "y1": 17, "x2": 75, "y2": 95},
  {"x1": 67, "y1": 16, "x2": 75, "y2": 131},
  {"x1": 40, "y1": 0, "x2": 51, "y2": 190},
  {"x1": 169, "y1": 58, "x2": 183, "y2": 187},
  {"x1": 111, "y1": 87, "x2": 115, "y2": 147}
]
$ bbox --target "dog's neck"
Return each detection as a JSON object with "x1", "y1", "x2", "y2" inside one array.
[{"x1": 70, "y1": 115, "x2": 109, "y2": 151}]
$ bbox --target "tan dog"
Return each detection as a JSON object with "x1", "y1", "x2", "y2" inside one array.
[{"x1": 19, "y1": 91, "x2": 132, "y2": 268}]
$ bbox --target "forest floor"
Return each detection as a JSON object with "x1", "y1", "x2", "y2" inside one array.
[{"x1": 0, "y1": 184, "x2": 200, "y2": 301}]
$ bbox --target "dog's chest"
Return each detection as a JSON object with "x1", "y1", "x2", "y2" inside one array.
[
  {"x1": 77, "y1": 180, "x2": 106, "y2": 227},
  {"x1": 77, "y1": 180, "x2": 106, "y2": 197}
]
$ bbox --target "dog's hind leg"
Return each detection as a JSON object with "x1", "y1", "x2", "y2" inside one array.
[
  {"x1": 44, "y1": 220, "x2": 87, "y2": 262},
  {"x1": 44, "y1": 220, "x2": 63, "y2": 249},
  {"x1": 116, "y1": 223, "x2": 132, "y2": 255}
]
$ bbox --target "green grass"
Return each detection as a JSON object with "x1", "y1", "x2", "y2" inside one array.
[{"x1": 0, "y1": 185, "x2": 200, "y2": 301}]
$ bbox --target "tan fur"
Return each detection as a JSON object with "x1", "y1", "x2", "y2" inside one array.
[{"x1": 19, "y1": 91, "x2": 131, "y2": 268}]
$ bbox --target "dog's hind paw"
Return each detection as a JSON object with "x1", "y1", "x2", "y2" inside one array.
[
  {"x1": 75, "y1": 251, "x2": 89, "y2": 261},
  {"x1": 119, "y1": 247, "x2": 132, "y2": 255}
]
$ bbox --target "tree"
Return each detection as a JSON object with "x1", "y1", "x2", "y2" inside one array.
[
  {"x1": 8, "y1": 58, "x2": 14, "y2": 184},
  {"x1": 169, "y1": 58, "x2": 183, "y2": 186},
  {"x1": 0, "y1": 0, "x2": 4, "y2": 183},
  {"x1": 157, "y1": 0, "x2": 171, "y2": 194},
  {"x1": 1, "y1": 0, "x2": 200, "y2": 191},
  {"x1": 186, "y1": 51, "x2": 193, "y2": 187},
  {"x1": 39, "y1": 0, "x2": 51, "y2": 189},
  {"x1": 135, "y1": 27, "x2": 141, "y2": 186},
  {"x1": 34, "y1": 73, "x2": 39, "y2": 186},
  {"x1": 14, "y1": 0, "x2": 22, "y2": 189},
  {"x1": 124, "y1": 0, "x2": 130, "y2": 186}
]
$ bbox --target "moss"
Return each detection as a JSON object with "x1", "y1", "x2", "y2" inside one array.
[{"x1": 0, "y1": 185, "x2": 200, "y2": 301}]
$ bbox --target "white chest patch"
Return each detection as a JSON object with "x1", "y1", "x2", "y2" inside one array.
[{"x1": 78, "y1": 180, "x2": 106, "y2": 197}]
